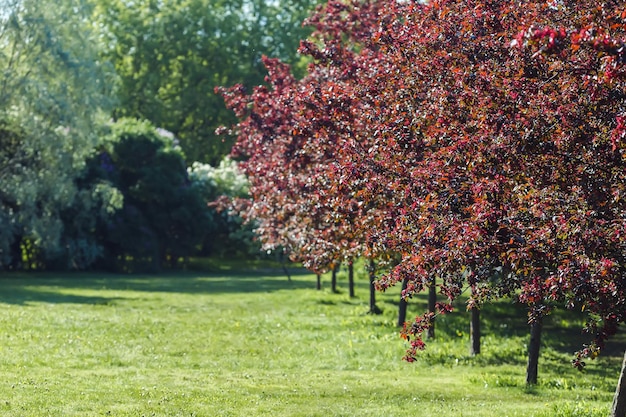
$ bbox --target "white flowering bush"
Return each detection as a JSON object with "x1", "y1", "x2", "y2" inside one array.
[
  {"x1": 188, "y1": 157, "x2": 259, "y2": 257},
  {"x1": 188, "y1": 157, "x2": 249, "y2": 200}
]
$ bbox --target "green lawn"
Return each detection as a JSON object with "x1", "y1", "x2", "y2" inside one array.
[{"x1": 0, "y1": 265, "x2": 622, "y2": 416}]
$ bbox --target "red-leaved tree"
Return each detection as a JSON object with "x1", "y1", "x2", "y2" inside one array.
[
  {"x1": 220, "y1": 0, "x2": 626, "y2": 411},
  {"x1": 217, "y1": 1, "x2": 391, "y2": 308},
  {"x1": 217, "y1": 53, "x2": 370, "y2": 281}
]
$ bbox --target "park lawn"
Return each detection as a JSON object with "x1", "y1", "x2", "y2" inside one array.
[{"x1": 0, "y1": 265, "x2": 622, "y2": 416}]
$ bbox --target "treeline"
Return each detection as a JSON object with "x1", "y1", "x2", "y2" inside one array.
[
  {"x1": 0, "y1": 0, "x2": 321, "y2": 271},
  {"x1": 218, "y1": 0, "x2": 626, "y2": 404}
]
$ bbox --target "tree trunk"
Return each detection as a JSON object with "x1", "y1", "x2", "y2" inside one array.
[
  {"x1": 368, "y1": 259, "x2": 381, "y2": 314},
  {"x1": 611, "y1": 349, "x2": 626, "y2": 417},
  {"x1": 398, "y1": 277, "x2": 409, "y2": 327},
  {"x1": 331, "y1": 263, "x2": 339, "y2": 293},
  {"x1": 278, "y1": 250, "x2": 291, "y2": 281},
  {"x1": 316, "y1": 273, "x2": 321, "y2": 290},
  {"x1": 526, "y1": 318, "x2": 542, "y2": 385},
  {"x1": 427, "y1": 277, "x2": 436, "y2": 339},
  {"x1": 470, "y1": 306, "x2": 481, "y2": 356},
  {"x1": 348, "y1": 260, "x2": 355, "y2": 298}
]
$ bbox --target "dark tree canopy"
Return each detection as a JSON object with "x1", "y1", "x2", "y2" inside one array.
[{"x1": 85, "y1": 119, "x2": 211, "y2": 272}]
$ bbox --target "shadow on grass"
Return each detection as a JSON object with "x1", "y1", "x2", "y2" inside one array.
[
  {"x1": 0, "y1": 289, "x2": 126, "y2": 306},
  {"x1": 0, "y1": 266, "x2": 315, "y2": 306},
  {"x1": 392, "y1": 293, "x2": 626, "y2": 363}
]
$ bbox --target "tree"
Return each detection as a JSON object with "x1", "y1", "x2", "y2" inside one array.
[
  {"x1": 300, "y1": 0, "x2": 626, "y2": 386},
  {"x1": 91, "y1": 0, "x2": 324, "y2": 164},
  {"x1": 221, "y1": 0, "x2": 626, "y2": 402},
  {"x1": 347, "y1": 259, "x2": 355, "y2": 297},
  {"x1": 470, "y1": 306, "x2": 481, "y2": 356},
  {"x1": 89, "y1": 119, "x2": 211, "y2": 271},
  {"x1": 218, "y1": 55, "x2": 369, "y2": 280},
  {"x1": 0, "y1": 0, "x2": 113, "y2": 269},
  {"x1": 351, "y1": 0, "x2": 626, "y2": 386},
  {"x1": 368, "y1": 259, "x2": 382, "y2": 315}
]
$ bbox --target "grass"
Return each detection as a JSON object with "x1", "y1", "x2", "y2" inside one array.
[{"x1": 0, "y1": 263, "x2": 623, "y2": 416}]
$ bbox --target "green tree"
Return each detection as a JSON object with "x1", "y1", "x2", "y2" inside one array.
[
  {"x1": 90, "y1": 0, "x2": 322, "y2": 164},
  {"x1": 92, "y1": 119, "x2": 211, "y2": 272},
  {"x1": 0, "y1": 0, "x2": 112, "y2": 269}
]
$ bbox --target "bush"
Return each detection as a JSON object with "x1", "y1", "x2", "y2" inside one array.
[
  {"x1": 188, "y1": 158, "x2": 260, "y2": 258},
  {"x1": 85, "y1": 118, "x2": 211, "y2": 271}
]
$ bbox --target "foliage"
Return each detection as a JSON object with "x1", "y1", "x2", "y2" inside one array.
[
  {"x1": 218, "y1": 55, "x2": 369, "y2": 273},
  {"x1": 188, "y1": 157, "x2": 249, "y2": 200},
  {"x1": 55, "y1": 177, "x2": 124, "y2": 270},
  {"x1": 87, "y1": 118, "x2": 211, "y2": 271},
  {"x1": 0, "y1": 270, "x2": 618, "y2": 416},
  {"x1": 219, "y1": 0, "x2": 626, "y2": 371},
  {"x1": 90, "y1": 0, "x2": 324, "y2": 164},
  {"x1": 0, "y1": 0, "x2": 112, "y2": 269},
  {"x1": 188, "y1": 158, "x2": 259, "y2": 257}
]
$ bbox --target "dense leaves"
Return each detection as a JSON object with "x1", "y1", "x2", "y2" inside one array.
[
  {"x1": 0, "y1": 0, "x2": 112, "y2": 269},
  {"x1": 220, "y1": 0, "x2": 626, "y2": 368},
  {"x1": 188, "y1": 158, "x2": 260, "y2": 258},
  {"x1": 0, "y1": 0, "x2": 328, "y2": 269},
  {"x1": 86, "y1": 119, "x2": 211, "y2": 272},
  {"x1": 91, "y1": 0, "x2": 324, "y2": 164}
]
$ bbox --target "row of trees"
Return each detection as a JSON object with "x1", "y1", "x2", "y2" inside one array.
[
  {"x1": 218, "y1": 0, "x2": 626, "y2": 413},
  {"x1": 0, "y1": 0, "x2": 321, "y2": 270}
]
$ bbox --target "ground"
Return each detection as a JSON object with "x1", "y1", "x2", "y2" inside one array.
[{"x1": 0, "y1": 264, "x2": 621, "y2": 416}]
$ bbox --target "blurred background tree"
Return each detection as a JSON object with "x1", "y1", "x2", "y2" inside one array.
[
  {"x1": 0, "y1": 0, "x2": 114, "y2": 269},
  {"x1": 90, "y1": 0, "x2": 322, "y2": 165},
  {"x1": 0, "y1": 0, "x2": 322, "y2": 271},
  {"x1": 85, "y1": 118, "x2": 211, "y2": 272}
]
